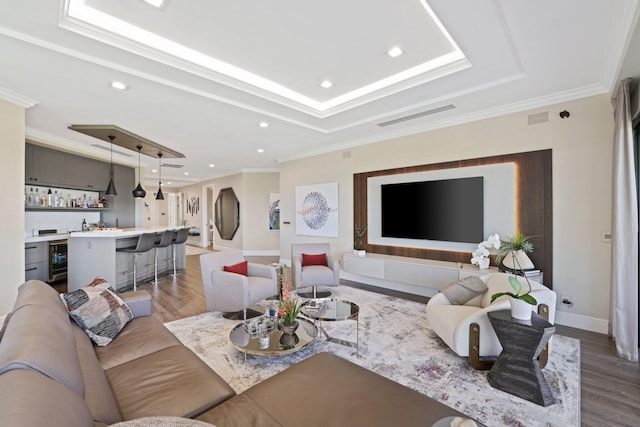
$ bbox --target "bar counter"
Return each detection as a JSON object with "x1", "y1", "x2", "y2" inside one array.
[{"x1": 68, "y1": 226, "x2": 187, "y2": 292}]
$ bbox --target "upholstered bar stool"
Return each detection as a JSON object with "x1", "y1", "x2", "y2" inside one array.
[
  {"x1": 170, "y1": 228, "x2": 189, "y2": 276},
  {"x1": 150, "y1": 230, "x2": 175, "y2": 284},
  {"x1": 116, "y1": 233, "x2": 156, "y2": 291}
]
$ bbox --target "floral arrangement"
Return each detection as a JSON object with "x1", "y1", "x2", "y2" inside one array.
[
  {"x1": 278, "y1": 268, "x2": 301, "y2": 324},
  {"x1": 471, "y1": 233, "x2": 501, "y2": 269}
]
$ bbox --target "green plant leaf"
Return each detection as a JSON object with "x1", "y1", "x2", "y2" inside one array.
[
  {"x1": 521, "y1": 294, "x2": 538, "y2": 305},
  {"x1": 490, "y1": 291, "x2": 517, "y2": 303},
  {"x1": 508, "y1": 275, "x2": 522, "y2": 295}
]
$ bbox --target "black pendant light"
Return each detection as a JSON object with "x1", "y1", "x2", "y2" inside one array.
[
  {"x1": 105, "y1": 135, "x2": 118, "y2": 196},
  {"x1": 132, "y1": 144, "x2": 147, "y2": 199},
  {"x1": 155, "y1": 152, "x2": 164, "y2": 200}
]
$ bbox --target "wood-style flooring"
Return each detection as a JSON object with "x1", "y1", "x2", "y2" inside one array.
[{"x1": 132, "y1": 253, "x2": 639, "y2": 427}]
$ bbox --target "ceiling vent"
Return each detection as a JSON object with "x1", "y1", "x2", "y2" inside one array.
[
  {"x1": 161, "y1": 163, "x2": 184, "y2": 168},
  {"x1": 377, "y1": 104, "x2": 456, "y2": 127},
  {"x1": 527, "y1": 112, "x2": 549, "y2": 125}
]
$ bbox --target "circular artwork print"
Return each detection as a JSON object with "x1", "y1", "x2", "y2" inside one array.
[{"x1": 301, "y1": 191, "x2": 331, "y2": 230}]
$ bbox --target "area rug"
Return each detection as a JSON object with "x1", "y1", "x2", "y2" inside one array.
[{"x1": 164, "y1": 285, "x2": 580, "y2": 427}]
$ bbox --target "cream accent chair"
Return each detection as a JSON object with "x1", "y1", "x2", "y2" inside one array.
[
  {"x1": 200, "y1": 251, "x2": 277, "y2": 319},
  {"x1": 291, "y1": 243, "x2": 340, "y2": 298},
  {"x1": 425, "y1": 273, "x2": 556, "y2": 369}
]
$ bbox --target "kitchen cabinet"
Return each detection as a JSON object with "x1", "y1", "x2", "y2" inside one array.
[
  {"x1": 25, "y1": 242, "x2": 48, "y2": 282},
  {"x1": 25, "y1": 145, "x2": 66, "y2": 186},
  {"x1": 65, "y1": 155, "x2": 110, "y2": 190},
  {"x1": 100, "y1": 164, "x2": 135, "y2": 228}
]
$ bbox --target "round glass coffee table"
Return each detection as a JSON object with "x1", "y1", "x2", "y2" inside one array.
[
  {"x1": 230, "y1": 317, "x2": 317, "y2": 362},
  {"x1": 301, "y1": 298, "x2": 359, "y2": 355}
]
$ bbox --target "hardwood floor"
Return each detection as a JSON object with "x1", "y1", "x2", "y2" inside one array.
[{"x1": 137, "y1": 254, "x2": 640, "y2": 427}]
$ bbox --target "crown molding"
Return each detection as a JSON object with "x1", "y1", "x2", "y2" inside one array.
[{"x1": 0, "y1": 86, "x2": 38, "y2": 108}]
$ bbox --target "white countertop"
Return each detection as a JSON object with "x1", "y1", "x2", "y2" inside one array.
[
  {"x1": 67, "y1": 226, "x2": 184, "y2": 239},
  {"x1": 25, "y1": 234, "x2": 71, "y2": 244}
]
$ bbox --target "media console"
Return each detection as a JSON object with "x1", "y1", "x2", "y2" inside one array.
[{"x1": 342, "y1": 252, "x2": 498, "y2": 298}]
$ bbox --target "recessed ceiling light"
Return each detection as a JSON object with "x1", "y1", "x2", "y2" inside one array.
[
  {"x1": 257, "y1": 148, "x2": 265, "y2": 153},
  {"x1": 209, "y1": 164, "x2": 215, "y2": 168},
  {"x1": 387, "y1": 46, "x2": 404, "y2": 58},
  {"x1": 151, "y1": 169, "x2": 157, "y2": 173},
  {"x1": 184, "y1": 172, "x2": 189, "y2": 175},
  {"x1": 109, "y1": 80, "x2": 128, "y2": 90},
  {"x1": 320, "y1": 80, "x2": 333, "y2": 89},
  {"x1": 259, "y1": 121, "x2": 269, "y2": 128},
  {"x1": 167, "y1": 182, "x2": 172, "y2": 185}
]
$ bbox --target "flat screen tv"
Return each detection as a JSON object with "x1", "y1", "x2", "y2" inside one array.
[{"x1": 381, "y1": 177, "x2": 483, "y2": 243}]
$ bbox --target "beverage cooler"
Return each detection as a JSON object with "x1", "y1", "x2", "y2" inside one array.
[{"x1": 48, "y1": 239, "x2": 68, "y2": 282}]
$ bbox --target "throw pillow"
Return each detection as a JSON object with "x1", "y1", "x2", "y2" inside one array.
[
  {"x1": 223, "y1": 260, "x2": 248, "y2": 276},
  {"x1": 302, "y1": 253, "x2": 327, "y2": 266},
  {"x1": 61, "y1": 277, "x2": 133, "y2": 346},
  {"x1": 440, "y1": 276, "x2": 488, "y2": 305}
]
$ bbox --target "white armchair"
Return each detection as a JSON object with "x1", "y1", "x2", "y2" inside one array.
[
  {"x1": 425, "y1": 273, "x2": 556, "y2": 369},
  {"x1": 291, "y1": 243, "x2": 340, "y2": 298},
  {"x1": 200, "y1": 252, "x2": 277, "y2": 319}
]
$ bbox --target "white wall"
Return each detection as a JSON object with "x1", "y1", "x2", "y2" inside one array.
[
  {"x1": 0, "y1": 99, "x2": 26, "y2": 315},
  {"x1": 178, "y1": 172, "x2": 280, "y2": 254},
  {"x1": 280, "y1": 94, "x2": 614, "y2": 332}
]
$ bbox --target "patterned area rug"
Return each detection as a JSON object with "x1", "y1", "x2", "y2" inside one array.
[{"x1": 165, "y1": 285, "x2": 580, "y2": 427}]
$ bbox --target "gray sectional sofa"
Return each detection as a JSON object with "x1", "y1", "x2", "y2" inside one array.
[{"x1": 0, "y1": 280, "x2": 468, "y2": 426}]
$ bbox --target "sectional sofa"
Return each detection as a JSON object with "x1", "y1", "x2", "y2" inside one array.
[{"x1": 0, "y1": 280, "x2": 470, "y2": 426}]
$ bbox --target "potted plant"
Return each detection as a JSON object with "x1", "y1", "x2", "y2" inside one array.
[
  {"x1": 471, "y1": 233, "x2": 501, "y2": 269},
  {"x1": 490, "y1": 275, "x2": 538, "y2": 320},
  {"x1": 493, "y1": 232, "x2": 535, "y2": 271},
  {"x1": 278, "y1": 275, "x2": 302, "y2": 346}
]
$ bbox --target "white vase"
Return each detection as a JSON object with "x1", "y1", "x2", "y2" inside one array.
[
  {"x1": 502, "y1": 250, "x2": 535, "y2": 270},
  {"x1": 509, "y1": 296, "x2": 533, "y2": 320},
  {"x1": 477, "y1": 258, "x2": 490, "y2": 269}
]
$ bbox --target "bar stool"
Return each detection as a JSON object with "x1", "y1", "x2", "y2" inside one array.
[
  {"x1": 116, "y1": 233, "x2": 156, "y2": 291},
  {"x1": 170, "y1": 228, "x2": 189, "y2": 276},
  {"x1": 150, "y1": 230, "x2": 175, "y2": 285}
]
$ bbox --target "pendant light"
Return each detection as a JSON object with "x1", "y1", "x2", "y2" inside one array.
[
  {"x1": 105, "y1": 135, "x2": 118, "y2": 196},
  {"x1": 155, "y1": 152, "x2": 164, "y2": 200},
  {"x1": 132, "y1": 144, "x2": 147, "y2": 199}
]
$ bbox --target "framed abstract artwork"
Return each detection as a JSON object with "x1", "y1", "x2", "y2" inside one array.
[
  {"x1": 295, "y1": 182, "x2": 339, "y2": 237},
  {"x1": 268, "y1": 192, "x2": 280, "y2": 230}
]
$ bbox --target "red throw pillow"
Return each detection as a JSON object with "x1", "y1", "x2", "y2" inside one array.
[
  {"x1": 302, "y1": 253, "x2": 327, "y2": 266},
  {"x1": 223, "y1": 260, "x2": 248, "y2": 276}
]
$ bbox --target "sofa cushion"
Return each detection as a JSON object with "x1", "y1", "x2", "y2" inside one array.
[
  {"x1": 302, "y1": 252, "x2": 327, "y2": 266},
  {"x1": 223, "y1": 260, "x2": 248, "y2": 276},
  {"x1": 95, "y1": 316, "x2": 182, "y2": 370},
  {"x1": 198, "y1": 352, "x2": 464, "y2": 427},
  {"x1": 440, "y1": 276, "x2": 488, "y2": 305},
  {"x1": 106, "y1": 345, "x2": 235, "y2": 420},
  {"x1": 71, "y1": 324, "x2": 122, "y2": 425},
  {"x1": 13, "y1": 280, "x2": 70, "y2": 319},
  {"x1": 61, "y1": 277, "x2": 133, "y2": 346},
  {"x1": 0, "y1": 369, "x2": 93, "y2": 427},
  {"x1": 0, "y1": 302, "x2": 85, "y2": 397},
  {"x1": 111, "y1": 416, "x2": 216, "y2": 426},
  {"x1": 300, "y1": 264, "x2": 334, "y2": 284}
]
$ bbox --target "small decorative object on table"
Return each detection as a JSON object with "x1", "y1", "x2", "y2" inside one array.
[
  {"x1": 278, "y1": 276, "x2": 302, "y2": 347},
  {"x1": 471, "y1": 233, "x2": 500, "y2": 270},
  {"x1": 242, "y1": 316, "x2": 275, "y2": 338}
]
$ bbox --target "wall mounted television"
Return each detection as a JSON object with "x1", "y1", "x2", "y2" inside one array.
[{"x1": 381, "y1": 177, "x2": 484, "y2": 243}]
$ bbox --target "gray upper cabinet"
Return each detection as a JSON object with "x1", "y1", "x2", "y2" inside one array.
[
  {"x1": 25, "y1": 145, "x2": 66, "y2": 186},
  {"x1": 65, "y1": 155, "x2": 110, "y2": 191}
]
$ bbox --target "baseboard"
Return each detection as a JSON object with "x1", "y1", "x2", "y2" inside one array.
[{"x1": 554, "y1": 311, "x2": 609, "y2": 334}]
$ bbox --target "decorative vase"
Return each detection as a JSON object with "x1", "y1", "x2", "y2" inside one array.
[
  {"x1": 279, "y1": 320, "x2": 300, "y2": 347},
  {"x1": 477, "y1": 258, "x2": 490, "y2": 269},
  {"x1": 502, "y1": 250, "x2": 535, "y2": 271},
  {"x1": 509, "y1": 296, "x2": 533, "y2": 320}
]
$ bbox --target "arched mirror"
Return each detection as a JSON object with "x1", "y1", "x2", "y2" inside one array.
[{"x1": 214, "y1": 187, "x2": 240, "y2": 240}]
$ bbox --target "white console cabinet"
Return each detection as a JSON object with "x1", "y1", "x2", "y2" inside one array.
[{"x1": 342, "y1": 252, "x2": 498, "y2": 297}]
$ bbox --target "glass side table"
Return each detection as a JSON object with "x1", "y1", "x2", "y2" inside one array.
[{"x1": 301, "y1": 298, "x2": 359, "y2": 356}]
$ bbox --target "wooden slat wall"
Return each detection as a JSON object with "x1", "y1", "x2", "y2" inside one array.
[{"x1": 353, "y1": 149, "x2": 553, "y2": 288}]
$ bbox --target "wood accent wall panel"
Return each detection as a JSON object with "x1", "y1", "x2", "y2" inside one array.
[{"x1": 353, "y1": 149, "x2": 553, "y2": 288}]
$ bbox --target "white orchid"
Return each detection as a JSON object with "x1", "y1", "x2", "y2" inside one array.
[{"x1": 470, "y1": 233, "x2": 500, "y2": 268}]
